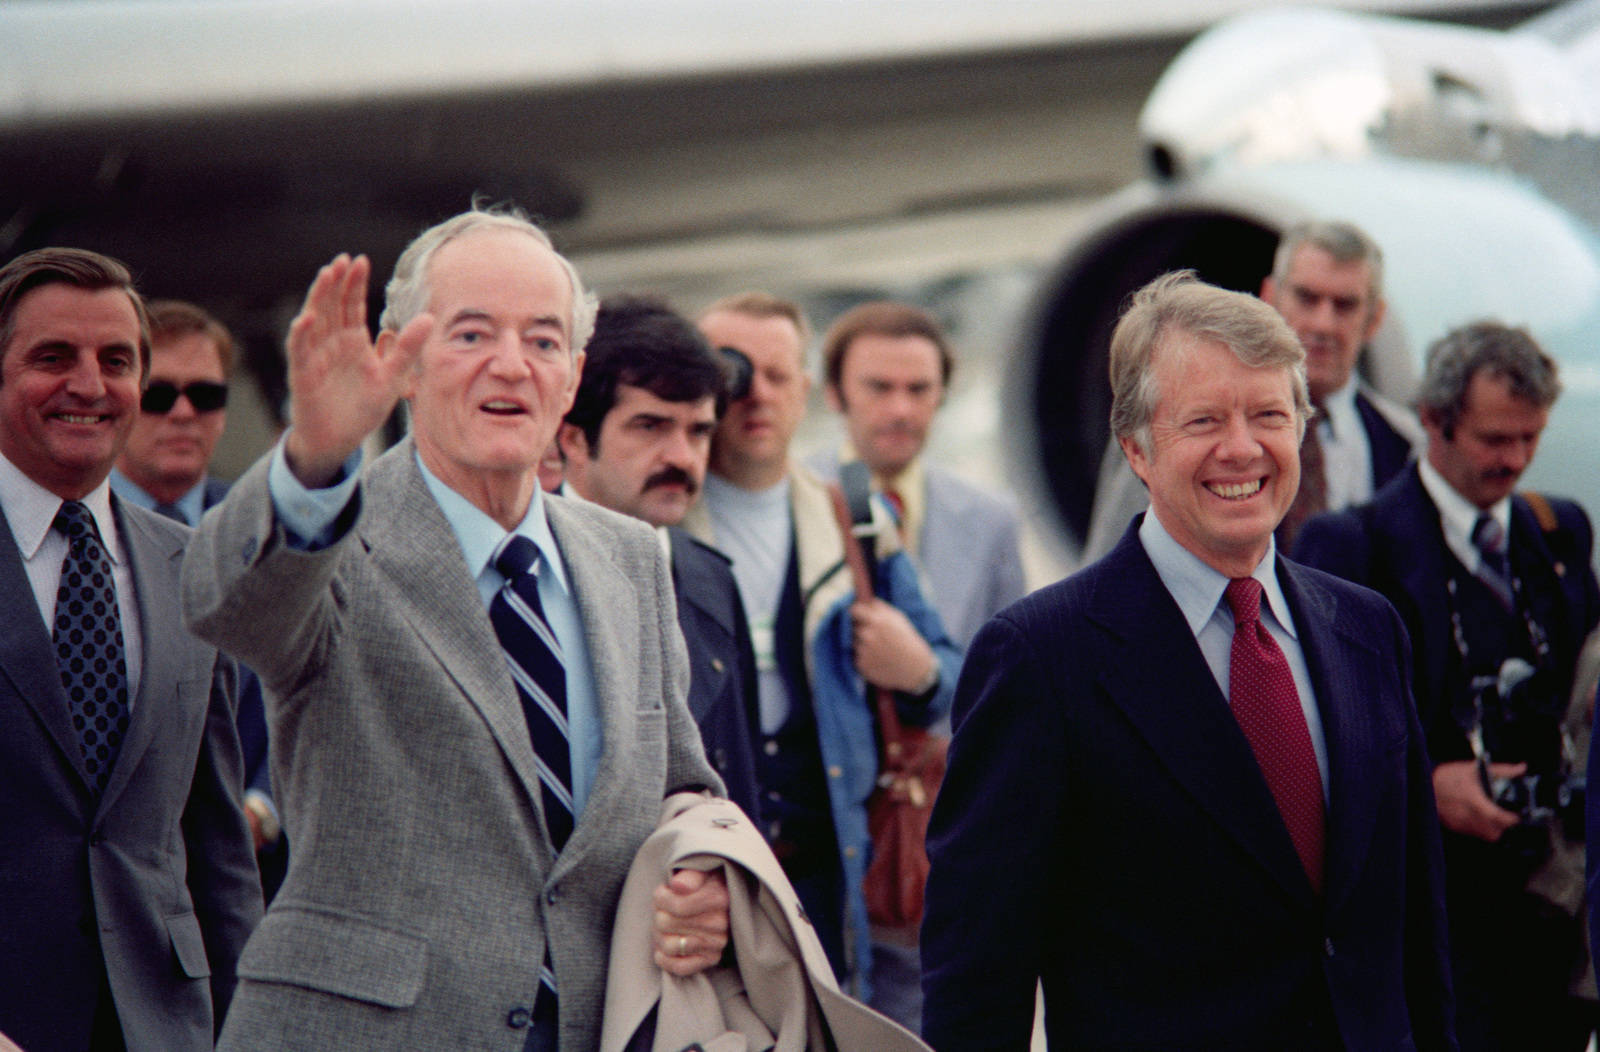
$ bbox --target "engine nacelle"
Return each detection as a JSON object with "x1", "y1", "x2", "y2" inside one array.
[{"x1": 1008, "y1": 157, "x2": 1600, "y2": 562}]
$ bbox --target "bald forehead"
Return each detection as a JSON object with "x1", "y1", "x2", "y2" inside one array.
[{"x1": 426, "y1": 228, "x2": 574, "y2": 314}]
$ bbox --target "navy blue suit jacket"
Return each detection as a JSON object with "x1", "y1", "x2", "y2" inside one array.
[
  {"x1": 1357, "y1": 389, "x2": 1417, "y2": 493},
  {"x1": 669, "y1": 527, "x2": 762, "y2": 823},
  {"x1": 1293, "y1": 466, "x2": 1599, "y2": 767},
  {"x1": 921, "y1": 519, "x2": 1455, "y2": 1051}
]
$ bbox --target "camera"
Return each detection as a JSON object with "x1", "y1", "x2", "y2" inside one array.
[
  {"x1": 717, "y1": 345, "x2": 753, "y2": 402},
  {"x1": 1470, "y1": 656, "x2": 1585, "y2": 865}
]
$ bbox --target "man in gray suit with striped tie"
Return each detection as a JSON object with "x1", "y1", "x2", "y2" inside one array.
[{"x1": 182, "y1": 206, "x2": 730, "y2": 1051}]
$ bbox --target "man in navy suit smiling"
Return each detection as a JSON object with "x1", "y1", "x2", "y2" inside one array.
[{"x1": 921, "y1": 271, "x2": 1455, "y2": 1051}]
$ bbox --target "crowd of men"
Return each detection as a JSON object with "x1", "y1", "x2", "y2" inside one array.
[{"x1": 0, "y1": 208, "x2": 1596, "y2": 1052}]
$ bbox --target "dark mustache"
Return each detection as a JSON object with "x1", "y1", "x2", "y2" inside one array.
[{"x1": 643, "y1": 467, "x2": 697, "y2": 494}]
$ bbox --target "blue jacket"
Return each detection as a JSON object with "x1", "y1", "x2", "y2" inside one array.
[{"x1": 686, "y1": 463, "x2": 961, "y2": 999}]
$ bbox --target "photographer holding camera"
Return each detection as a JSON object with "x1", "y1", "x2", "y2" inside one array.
[{"x1": 1296, "y1": 321, "x2": 1600, "y2": 1051}]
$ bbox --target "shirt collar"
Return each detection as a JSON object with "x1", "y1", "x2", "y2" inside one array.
[
  {"x1": 0, "y1": 451, "x2": 122, "y2": 564},
  {"x1": 415, "y1": 454, "x2": 570, "y2": 596},
  {"x1": 1317, "y1": 378, "x2": 1360, "y2": 442},
  {"x1": 108, "y1": 468, "x2": 208, "y2": 525},
  {"x1": 1138, "y1": 510, "x2": 1297, "y2": 640},
  {"x1": 839, "y1": 439, "x2": 925, "y2": 499},
  {"x1": 1417, "y1": 455, "x2": 1510, "y2": 561}
]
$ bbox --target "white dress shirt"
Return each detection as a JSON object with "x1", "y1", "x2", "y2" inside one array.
[{"x1": 0, "y1": 452, "x2": 144, "y2": 704}]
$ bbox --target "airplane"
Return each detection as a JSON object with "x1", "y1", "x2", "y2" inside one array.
[
  {"x1": 1, "y1": 0, "x2": 1591, "y2": 565},
  {"x1": 1010, "y1": 0, "x2": 1600, "y2": 560}
]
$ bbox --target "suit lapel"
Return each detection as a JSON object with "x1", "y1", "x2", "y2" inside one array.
[
  {"x1": 97, "y1": 500, "x2": 187, "y2": 811},
  {"x1": 1278, "y1": 560, "x2": 1383, "y2": 912},
  {"x1": 1385, "y1": 473, "x2": 1458, "y2": 700},
  {"x1": 668, "y1": 529, "x2": 736, "y2": 640},
  {"x1": 0, "y1": 508, "x2": 91, "y2": 790},
  {"x1": 545, "y1": 497, "x2": 640, "y2": 878},
  {"x1": 1087, "y1": 532, "x2": 1314, "y2": 903},
  {"x1": 359, "y1": 444, "x2": 548, "y2": 829}
]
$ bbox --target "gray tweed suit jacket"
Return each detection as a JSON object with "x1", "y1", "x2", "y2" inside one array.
[{"x1": 181, "y1": 437, "x2": 719, "y2": 1052}]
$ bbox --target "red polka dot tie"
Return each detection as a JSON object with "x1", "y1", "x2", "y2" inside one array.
[{"x1": 1225, "y1": 577, "x2": 1325, "y2": 893}]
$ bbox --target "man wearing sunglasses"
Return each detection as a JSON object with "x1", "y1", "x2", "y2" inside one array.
[
  {"x1": 108, "y1": 300, "x2": 288, "y2": 904},
  {"x1": 111, "y1": 300, "x2": 232, "y2": 525}
]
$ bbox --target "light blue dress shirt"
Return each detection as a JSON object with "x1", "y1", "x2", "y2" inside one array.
[
  {"x1": 266, "y1": 438, "x2": 603, "y2": 819},
  {"x1": 1138, "y1": 512, "x2": 1330, "y2": 800},
  {"x1": 109, "y1": 468, "x2": 207, "y2": 526}
]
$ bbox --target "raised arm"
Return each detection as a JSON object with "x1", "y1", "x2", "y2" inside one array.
[{"x1": 282, "y1": 254, "x2": 429, "y2": 487}]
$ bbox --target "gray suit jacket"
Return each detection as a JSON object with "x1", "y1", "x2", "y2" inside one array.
[
  {"x1": 0, "y1": 497, "x2": 261, "y2": 1052},
  {"x1": 807, "y1": 451, "x2": 1027, "y2": 649},
  {"x1": 181, "y1": 438, "x2": 720, "y2": 1052}
]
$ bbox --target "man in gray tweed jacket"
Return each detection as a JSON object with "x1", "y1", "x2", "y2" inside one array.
[{"x1": 182, "y1": 208, "x2": 729, "y2": 1051}]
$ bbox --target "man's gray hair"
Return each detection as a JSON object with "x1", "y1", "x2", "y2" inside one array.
[
  {"x1": 1271, "y1": 220, "x2": 1385, "y2": 303},
  {"x1": 1110, "y1": 271, "x2": 1311, "y2": 455},
  {"x1": 1416, "y1": 320, "x2": 1560, "y2": 439},
  {"x1": 379, "y1": 205, "x2": 598, "y2": 360}
]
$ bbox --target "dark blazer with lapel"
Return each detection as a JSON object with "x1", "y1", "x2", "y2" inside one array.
[
  {"x1": 668, "y1": 527, "x2": 761, "y2": 822},
  {"x1": 0, "y1": 497, "x2": 262, "y2": 1052},
  {"x1": 1293, "y1": 465, "x2": 1600, "y2": 766},
  {"x1": 1357, "y1": 389, "x2": 1418, "y2": 493},
  {"x1": 921, "y1": 520, "x2": 1455, "y2": 1052}
]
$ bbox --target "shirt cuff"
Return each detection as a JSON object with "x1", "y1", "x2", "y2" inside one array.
[{"x1": 268, "y1": 435, "x2": 362, "y2": 549}]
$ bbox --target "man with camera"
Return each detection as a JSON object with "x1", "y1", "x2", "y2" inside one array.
[{"x1": 1296, "y1": 321, "x2": 1600, "y2": 1051}]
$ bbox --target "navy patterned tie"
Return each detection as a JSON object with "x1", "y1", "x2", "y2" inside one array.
[
  {"x1": 152, "y1": 501, "x2": 188, "y2": 524},
  {"x1": 489, "y1": 535, "x2": 573, "y2": 852},
  {"x1": 1472, "y1": 513, "x2": 1514, "y2": 608},
  {"x1": 53, "y1": 501, "x2": 130, "y2": 795}
]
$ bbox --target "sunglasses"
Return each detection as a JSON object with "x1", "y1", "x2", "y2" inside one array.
[{"x1": 141, "y1": 381, "x2": 228, "y2": 414}]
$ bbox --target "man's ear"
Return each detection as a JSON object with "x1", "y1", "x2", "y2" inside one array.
[
  {"x1": 823, "y1": 383, "x2": 843, "y2": 414},
  {"x1": 1119, "y1": 433, "x2": 1153, "y2": 489},
  {"x1": 557, "y1": 421, "x2": 587, "y2": 463},
  {"x1": 1362, "y1": 298, "x2": 1388, "y2": 345},
  {"x1": 381, "y1": 330, "x2": 418, "y2": 400},
  {"x1": 1259, "y1": 275, "x2": 1277, "y2": 303}
]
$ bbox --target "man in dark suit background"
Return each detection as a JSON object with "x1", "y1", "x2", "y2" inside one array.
[
  {"x1": 1296, "y1": 322, "x2": 1599, "y2": 1050},
  {"x1": 1261, "y1": 219, "x2": 1420, "y2": 546},
  {"x1": 0, "y1": 248, "x2": 261, "y2": 1051},
  {"x1": 558, "y1": 293, "x2": 762, "y2": 820},
  {"x1": 921, "y1": 271, "x2": 1455, "y2": 1050},
  {"x1": 109, "y1": 298, "x2": 285, "y2": 900}
]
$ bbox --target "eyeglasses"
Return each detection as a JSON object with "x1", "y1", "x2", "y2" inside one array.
[{"x1": 141, "y1": 381, "x2": 228, "y2": 414}]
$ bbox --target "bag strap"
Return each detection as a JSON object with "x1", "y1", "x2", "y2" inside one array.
[
  {"x1": 838, "y1": 460, "x2": 880, "y2": 585},
  {"x1": 825, "y1": 477, "x2": 908, "y2": 767},
  {"x1": 1522, "y1": 490, "x2": 1559, "y2": 534}
]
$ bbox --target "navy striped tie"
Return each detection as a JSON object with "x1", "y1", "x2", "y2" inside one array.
[
  {"x1": 489, "y1": 534, "x2": 569, "y2": 1031},
  {"x1": 489, "y1": 534, "x2": 573, "y2": 853}
]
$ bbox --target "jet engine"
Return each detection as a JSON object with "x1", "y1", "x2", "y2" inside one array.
[{"x1": 1011, "y1": 3, "x2": 1600, "y2": 562}]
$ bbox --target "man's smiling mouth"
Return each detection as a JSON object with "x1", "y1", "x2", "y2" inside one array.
[{"x1": 1208, "y1": 478, "x2": 1263, "y2": 500}]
